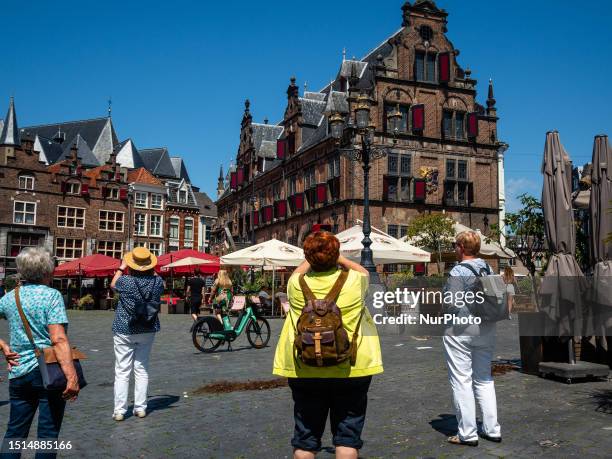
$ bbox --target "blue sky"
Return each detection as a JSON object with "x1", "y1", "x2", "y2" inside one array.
[{"x1": 3, "y1": 0, "x2": 611, "y2": 211}]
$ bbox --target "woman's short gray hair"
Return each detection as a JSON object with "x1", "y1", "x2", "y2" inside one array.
[{"x1": 16, "y1": 247, "x2": 55, "y2": 283}]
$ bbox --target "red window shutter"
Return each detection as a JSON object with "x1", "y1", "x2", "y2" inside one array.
[
  {"x1": 81, "y1": 183, "x2": 89, "y2": 196},
  {"x1": 101, "y1": 186, "x2": 107, "y2": 198},
  {"x1": 276, "y1": 139, "x2": 287, "y2": 160},
  {"x1": 257, "y1": 157, "x2": 264, "y2": 172},
  {"x1": 438, "y1": 52, "x2": 450, "y2": 83},
  {"x1": 115, "y1": 170, "x2": 121, "y2": 181},
  {"x1": 275, "y1": 200, "x2": 287, "y2": 219},
  {"x1": 237, "y1": 168, "x2": 244, "y2": 186},
  {"x1": 413, "y1": 179, "x2": 426, "y2": 202},
  {"x1": 414, "y1": 262, "x2": 426, "y2": 275},
  {"x1": 412, "y1": 104, "x2": 425, "y2": 132},
  {"x1": 288, "y1": 135, "x2": 295, "y2": 155},
  {"x1": 382, "y1": 176, "x2": 389, "y2": 201},
  {"x1": 230, "y1": 172, "x2": 237, "y2": 190},
  {"x1": 119, "y1": 188, "x2": 128, "y2": 201},
  {"x1": 467, "y1": 112, "x2": 479, "y2": 138},
  {"x1": 253, "y1": 210, "x2": 260, "y2": 226},
  {"x1": 316, "y1": 183, "x2": 327, "y2": 204},
  {"x1": 60, "y1": 181, "x2": 66, "y2": 193},
  {"x1": 294, "y1": 193, "x2": 304, "y2": 212},
  {"x1": 75, "y1": 165, "x2": 82, "y2": 176},
  {"x1": 468, "y1": 182, "x2": 474, "y2": 204}
]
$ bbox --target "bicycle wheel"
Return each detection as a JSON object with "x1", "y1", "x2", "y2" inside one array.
[
  {"x1": 246, "y1": 317, "x2": 270, "y2": 349},
  {"x1": 192, "y1": 317, "x2": 224, "y2": 353}
]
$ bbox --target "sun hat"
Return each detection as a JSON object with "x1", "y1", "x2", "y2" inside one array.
[{"x1": 124, "y1": 246, "x2": 158, "y2": 272}]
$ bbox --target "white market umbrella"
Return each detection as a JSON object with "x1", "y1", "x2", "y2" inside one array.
[
  {"x1": 337, "y1": 225, "x2": 430, "y2": 264},
  {"x1": 162, "y1": 256, "x2": 213, "y2": 270},
  {"x1": 220, "y1": 239, "x2": 304, "y2": 267},
  {"x1": 221, "y1": 239, "x2": 304, "y2": 315}
]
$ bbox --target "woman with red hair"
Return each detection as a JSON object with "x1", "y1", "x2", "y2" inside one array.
[{"x1": 273, "y1": 231, "x2": 383, "y2": 459}]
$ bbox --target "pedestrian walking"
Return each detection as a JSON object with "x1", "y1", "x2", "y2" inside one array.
[
  {"x1": 186, "y1": 268, "x2": 206, "y2": 321},
  {"x1": 0, "y1": 247, "x2": 80, "y2": 458},
  {"x1": 502, "y1": 266, "x2": 516, "y2": 318},
  {"x1": 110, "y1": 247, "x2": 163, "y2": 421},
  {"x1": 443, "y1": 231, "x2": 501, "y2": 447},
  {"x1": 273, "y1": 231, "x2": 383, "y2": 459}
]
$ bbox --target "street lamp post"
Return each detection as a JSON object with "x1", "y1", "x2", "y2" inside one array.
[{"x1": 328, "y1": 94, "x2": 402, "y2": 281}]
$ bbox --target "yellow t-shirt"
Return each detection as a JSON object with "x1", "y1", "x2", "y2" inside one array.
[{"x1": 272, "y1": 268, "x2": 383, "y2": 378}]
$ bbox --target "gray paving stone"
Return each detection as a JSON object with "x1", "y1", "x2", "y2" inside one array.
[{"x1": 0, "y1": 312, "x2": 610, "y2": 458}]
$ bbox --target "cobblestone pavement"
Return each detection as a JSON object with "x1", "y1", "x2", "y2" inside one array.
[{"x1": 1, "y1": 312, "x2": 611, "y2": 458}]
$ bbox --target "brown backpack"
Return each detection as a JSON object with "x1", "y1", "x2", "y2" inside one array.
[{"x1": 293, "y1": 270, "x2": 364, "y2": 367}]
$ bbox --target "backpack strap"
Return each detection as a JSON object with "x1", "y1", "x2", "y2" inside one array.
[
  {"x1": 458, "y1": 262, "x2": 482, "y2": 277},
  {"x1": 324, "y1": 270, "x2": 349, "y2": 302},
  {"x1": 15, "y1": 286, "x2": 41, "y2": 358},
  {"x1": 298, "y1": 274, "x2": 317, "y2": 303}
]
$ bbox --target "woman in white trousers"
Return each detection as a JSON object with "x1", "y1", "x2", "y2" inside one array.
[
  {"x1": 110, "y1": 247, "x2": 164, "y2": 421},
  {"x1": 443, "y1": 231, "x2": 501, "y2": 447}
]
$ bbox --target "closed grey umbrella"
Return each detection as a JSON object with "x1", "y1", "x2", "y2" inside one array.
[
  {"x1": 589, "y1": 135, "x2": 612, "y2": 346},
  {"x1": 541, "y1": 131, "x2": 585, "y2": 338}
]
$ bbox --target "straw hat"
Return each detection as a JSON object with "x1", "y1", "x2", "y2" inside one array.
[{"x1": 124, "y1": 246, "x2": 157, "y2": 272}]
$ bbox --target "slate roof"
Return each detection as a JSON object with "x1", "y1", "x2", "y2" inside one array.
[
  {"x1": 303, "y1": 92, "x2": 326, "y2": 102},
  {"x1": 0, "y1": 97, "x2": 20, "y2": 146},
  {"x1": 115, "y1": 139, "x2": 143, "y2": 169},
  {"x1": 55, "y1": 134, "x2": 100, "y2": 166},
  {"x1": 139, "y1": 147, "x2": 177, "y2": 178},
  {"x1": 170, "y1": 156, "x2": 191, "y2": 181},
  {"x1": 252, "y1": 123, "x2": 283, "y2": 157},
  {"x1": 194, "y1": 191, "x2": 217, "y2": 218},
  {"x1": 299, "y1": 97, "x2": 326, "y2": 127},
  {"x1": 34, "y1": 135, "x2": 64, "y2": 164},
  {"x1": 21, "y1": 117, "x2": 119, "y2": 165},
  {"x1": 258, "y1": 140, "x2": 277, "y2": 159}
]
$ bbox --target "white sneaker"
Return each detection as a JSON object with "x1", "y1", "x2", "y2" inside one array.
[
  {"x1": 133, "y1": 410, "x2": 147, "y2": 418},
  {"x1": 112, "y1": 413, "x2": 124, "y2": 421}
]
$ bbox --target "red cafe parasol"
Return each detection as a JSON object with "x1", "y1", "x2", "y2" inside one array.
[
  {"x1": 53, "y1": 254, "x2": 121, "y2": 277},
  {"x1": 156, "y1": 249, "x2": 220, "y2": 275}
]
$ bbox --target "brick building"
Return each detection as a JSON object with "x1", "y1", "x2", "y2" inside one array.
[
  {"x1": 0, "y1": 98, "x2": 213, "y2": 277},
  {"x1": 213, "y1": 0, "x2": 508, "y2": 272}
]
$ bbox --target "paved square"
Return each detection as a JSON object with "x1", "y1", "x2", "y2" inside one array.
[{"x1": 1, "y1": 312, "x2": 610, "y2": 458}]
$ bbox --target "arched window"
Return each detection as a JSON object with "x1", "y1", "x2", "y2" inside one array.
[{"x1": 18, "y1": 174, "x2": 35, "y2": 190}]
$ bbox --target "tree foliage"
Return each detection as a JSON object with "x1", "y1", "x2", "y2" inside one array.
[{"x1": 406, "y1": 213, "x2": 455, "y2": 274}]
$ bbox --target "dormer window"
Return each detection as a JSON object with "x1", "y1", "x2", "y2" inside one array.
[
  {"x1": 178, "y1": 190, "x2": 188, "y2": 204},
  {"x1": 106, "y1": 187, "x2": 120, "y2": 200},
  {"x1": 151, "y1": 193, "x2": 164, "y2": 210},
  {"x1": 18, "y1": 174, "x2": 35, "y2": 190}
]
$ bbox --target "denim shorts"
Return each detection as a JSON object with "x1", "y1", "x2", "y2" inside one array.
[{"x1": 288, "y1": 376, "x2": 372, "y2": 451}]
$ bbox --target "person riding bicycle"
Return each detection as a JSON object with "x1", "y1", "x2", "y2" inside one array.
[{"x1": 211, "y1": 269, "x2": 233, "y2": 327}]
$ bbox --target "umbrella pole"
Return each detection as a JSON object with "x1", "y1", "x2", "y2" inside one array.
[{"x1": 272, "y1": 266, "x2": 276, "y2": 317}]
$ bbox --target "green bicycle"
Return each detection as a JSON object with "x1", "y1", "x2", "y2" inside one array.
[{"x1": 192, "y1": 289, "x2": 271, "y2": 353}]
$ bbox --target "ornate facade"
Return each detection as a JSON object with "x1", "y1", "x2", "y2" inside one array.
[{"x1": 214, "y1": 0, "x2": 508, "y2": 272}]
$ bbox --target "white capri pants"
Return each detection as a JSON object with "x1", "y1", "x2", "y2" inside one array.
[
  {"x1": 443, "y1": 326, "x2": 501, "y2": 442},
  {"x1": 113, "y1": 333, "x2": 155, "y2": 415}
]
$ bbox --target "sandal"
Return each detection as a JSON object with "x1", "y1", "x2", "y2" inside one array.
[{"x1": 447, "y1": 435, "x2": 478, "y2": 447}]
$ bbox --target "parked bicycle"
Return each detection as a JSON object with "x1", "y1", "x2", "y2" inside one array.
[{"x1": 192, "y1": 289, "x2": 271, "y2": 352}]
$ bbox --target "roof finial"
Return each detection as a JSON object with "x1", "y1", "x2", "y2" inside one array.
[
  {"x1": 342, "y1": 47, "x2": 346, "y2": 61},
  {"x1": 244, "y1": 99, "x2": 250, "y2": 112},
  {"x1": 107, "y1": 96, "x2": 112, "y2": 118},
  {"x1": 304, "y1": 81, "x2": 308, "y2": 92},
  {"x1": 486, "y1": 78, "x2": 497, "y2": 116}
]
